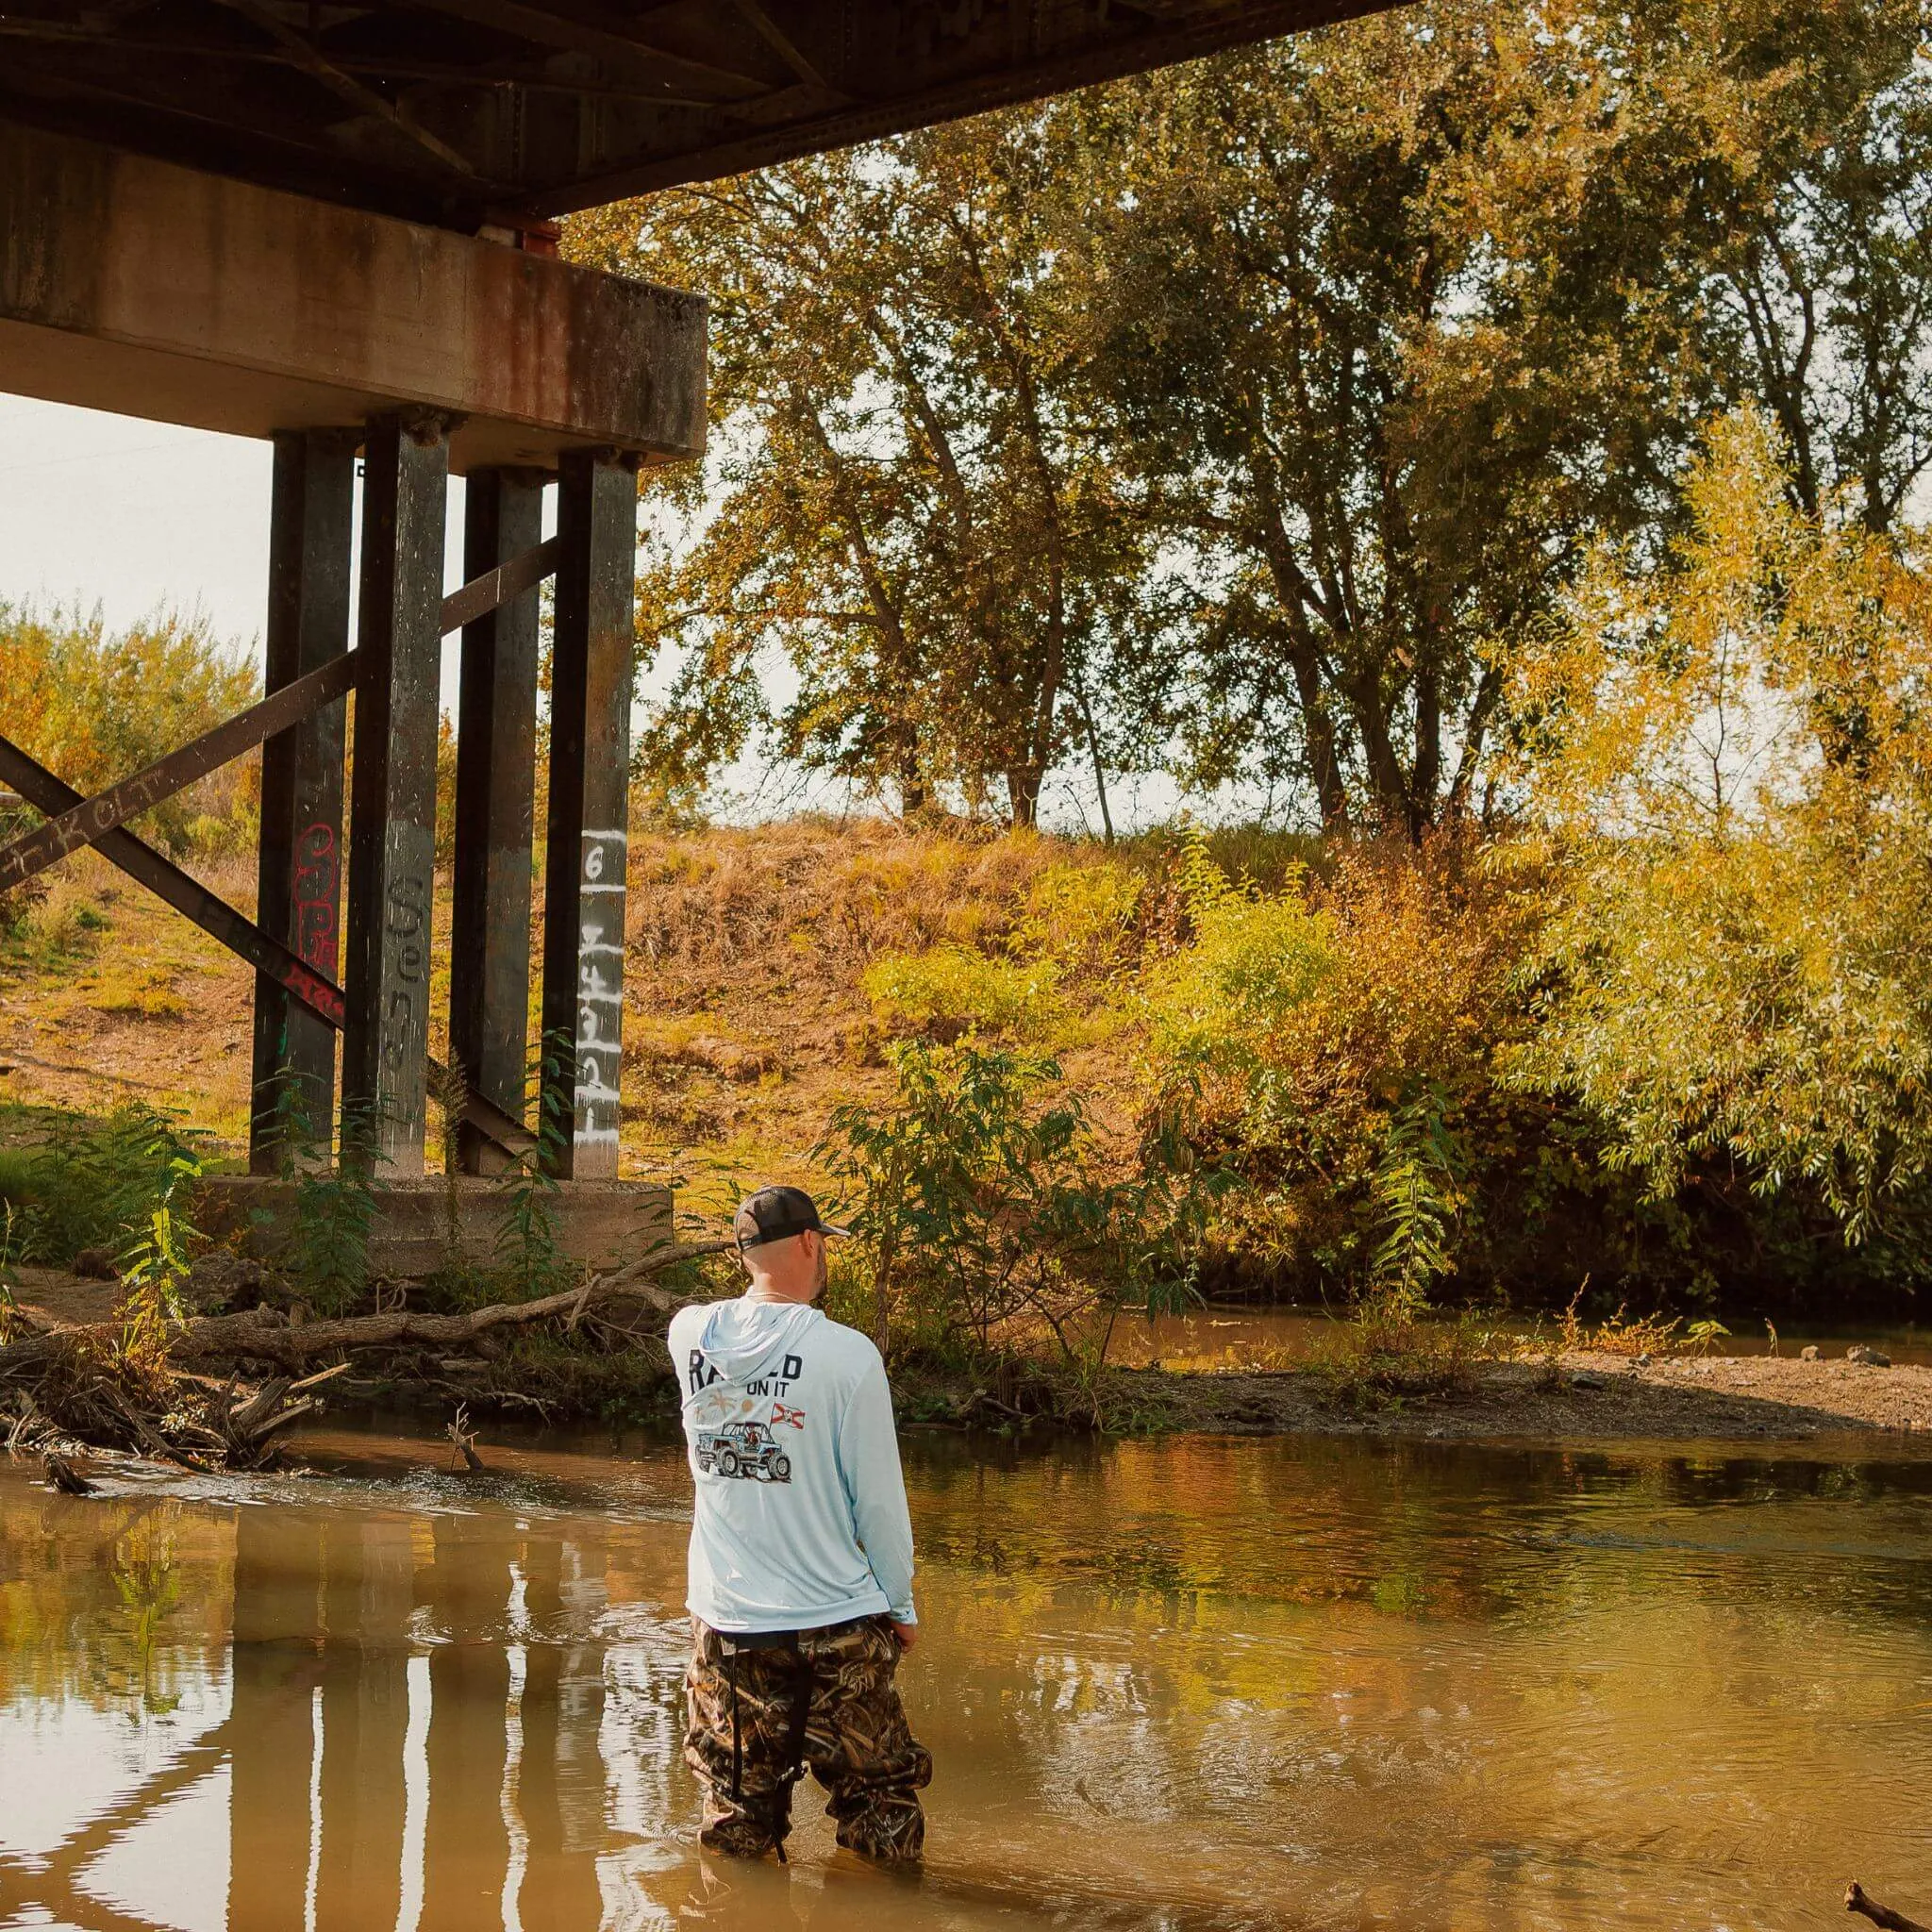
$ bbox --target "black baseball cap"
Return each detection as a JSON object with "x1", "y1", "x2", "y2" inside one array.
[{"x1": 733, "y1": 1185, "x2": 851, "y2": 1252}]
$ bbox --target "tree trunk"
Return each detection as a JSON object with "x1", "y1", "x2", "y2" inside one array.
[{"x1": 1006, "y1": 766, "x2": 1043, "y2": 829}]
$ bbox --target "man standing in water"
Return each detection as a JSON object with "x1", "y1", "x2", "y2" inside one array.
[{"x1": 669, "y1": 1185, "x2": 931, "y2": 1864}]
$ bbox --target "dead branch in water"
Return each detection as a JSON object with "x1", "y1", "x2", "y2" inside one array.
[
  {"x1": 446, "y1": 1404, "x2": 483, "y2": 1471},
  {"x1": 160, "y1": 1236, "x2": 730, "y2": 1370},
  {"x1": 0, "y1": 1234, "x2": 731, "y2": 1469},
  {"x1": 1849, "y1": 1884, "x2": 1932, "y2": 1932},
  {"x1": 42, "y1": 1452, "x2": 94, "y2": 1495}
]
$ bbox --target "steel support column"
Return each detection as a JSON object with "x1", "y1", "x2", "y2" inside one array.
[
  {"x1": 540, "y1": 449, "x2": 637, "y2": 1179},
  {"x1": 247, "y1": 431, "x2": 355, "y2": 1172},
  {"x1": 342, "y1": 412, "x2": 448, "y2": 1176},
  {"x1": 449, "y1": 468, "x2": 545, "y2": 1174}
]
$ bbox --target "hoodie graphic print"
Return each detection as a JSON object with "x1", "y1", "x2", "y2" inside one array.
[{"x1": 668, "y1": 1298, "x2": 917, "y2": 1634}]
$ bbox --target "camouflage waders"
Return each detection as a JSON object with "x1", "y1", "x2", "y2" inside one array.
[{"x1": 684, "y1": 1613, "x2": 932, "y2": 1863}]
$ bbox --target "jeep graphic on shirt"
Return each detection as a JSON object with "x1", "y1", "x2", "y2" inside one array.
[{"x1": 694, "y1": 1419, "x2": 793, "y2": 1483}]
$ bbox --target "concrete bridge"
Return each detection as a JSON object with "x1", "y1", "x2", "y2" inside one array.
[{"x1": 0, "y1": 0, "x2": 1379, "y2": 1188}]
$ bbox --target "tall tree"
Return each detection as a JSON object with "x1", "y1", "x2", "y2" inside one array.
[
  {"x1": 574, "y1": 121, "x2": 1148, "y2": 828},
  {"x1": 1674, "y1": 0, "x2": 1932, "y2": 531},
  {"x1": 1059, "y1": 0, "x2": 1735, "y2": 833},
  {"x1": 573, "y1": 0, "x2": 1932, "y2": 831}
]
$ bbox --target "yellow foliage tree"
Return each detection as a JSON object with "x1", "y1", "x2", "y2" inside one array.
[
  {"x1": 1509, "y1": 407, "x2": 1932, "y2": 1233},
  {"x1": 0, "y1": 602, "x2": 260, "y2": 858}
]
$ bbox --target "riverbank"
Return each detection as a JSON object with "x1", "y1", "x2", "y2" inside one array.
[
  {"x1": 12, "y1": 1264, "x2": 1932, "y2": 1448},
  {"x1": 1136, "y1": 1352, "x2": 1932, "y2": 1442}
]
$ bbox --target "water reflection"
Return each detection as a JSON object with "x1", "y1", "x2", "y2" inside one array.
[{"x1": 2, "y1": 1430, "x2": 1931, "y2": 1930}]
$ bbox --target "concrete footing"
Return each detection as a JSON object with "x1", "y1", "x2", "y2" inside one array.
[{"x1": 200, "y1": 1174, "x2": 675, "y2": 1280}]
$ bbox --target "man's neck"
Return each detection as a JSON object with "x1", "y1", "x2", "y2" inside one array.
[{"x1": 742, "y1": 1284, "x2": 817, "y2": 1307}]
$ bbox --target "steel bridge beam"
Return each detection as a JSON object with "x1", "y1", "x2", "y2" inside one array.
[
  {"x1": 250, "y1": 427, "x2": 355, "y2": 1171},
  {"x1": 341, "y1": 412, "x2": 450, "y2": 1177},
  {"x1": 450, "y1": 467, "x2": 546, "y2": 1175},
  {"x1": 541, "y1": 449, "x2": 637, "y2": 1180}
]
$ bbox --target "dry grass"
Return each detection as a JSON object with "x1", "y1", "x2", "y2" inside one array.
[
  {"x1": 0, "y1": 822, "x2": 1141, "y2": 1192},
  {"x1": 624, "y1": 820, "x2": 1072, "y2": 982}
]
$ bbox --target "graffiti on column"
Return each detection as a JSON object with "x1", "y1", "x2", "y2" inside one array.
[
  {"x1": 575, "y1": 830, "x2": 626, "y2": 1147},
  {"x1": 381, "y1": 873, "x2": 429, "y2": 1074},
  {"x1": 291, "y1": 821, "x2": 340, "y2": 976}
]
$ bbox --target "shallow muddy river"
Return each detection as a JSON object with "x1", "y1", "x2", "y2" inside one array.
[{"x1": 5, "y1": 1424, "x2": 1932, "y2": 1931}]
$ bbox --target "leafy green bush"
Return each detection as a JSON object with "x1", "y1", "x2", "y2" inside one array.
[
  {"x1": 1511, "y1": 406, "x2": 1932, "y2": 1243},
  {"x1": 1138, "y1": 831, "x2": 1334, "y2": 1075},
  {"x1": 281, "y1": 1105, "x2": 377, "y2": 1316},
  {"x1": 819, "y1": 1041, "x2": 1225, "y2": 1365},
  {"x1": 1011, "y1": 859, "x2": 1143, "y2": 976},
  {"x1": 0, "y1": 1103, "x2": 206, "y2": 1271},
  {"x1": 0, "y1": 602, "x2": 258, "y2": 858},
  {"x1": 861, "y1": 944, "x2": 1060, "y2": 1041}
]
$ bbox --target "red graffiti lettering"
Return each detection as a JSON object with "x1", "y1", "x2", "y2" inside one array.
[{"x1": 291, "y1": 822, "x2": 340, "y2": 976}]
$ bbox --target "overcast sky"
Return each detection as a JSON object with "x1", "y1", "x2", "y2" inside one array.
[{"x1": 0, "y1": 394, "x2": 512, "y2": 717}]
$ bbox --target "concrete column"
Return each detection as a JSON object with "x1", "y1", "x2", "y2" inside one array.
[
  {"x1": 540, "y1": 449, "x2": 637, "y2": 1179},
  {"x1": 449, "y1": 467, "x2": 545, "y2": 1174},
  {"x1": 342, "y1": 411, "x2": 449, "y2": 1176},
  {"x1": 248, "y1": 429, "x2": 355, "y2": 1173}
]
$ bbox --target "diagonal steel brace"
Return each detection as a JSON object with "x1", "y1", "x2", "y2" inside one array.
[
  {"x1": 0, "y1": 736, "x2": 534, "y2": 1159},
  {"x1": 0, "y1": 533, "x2": 561, "y2": 895}
]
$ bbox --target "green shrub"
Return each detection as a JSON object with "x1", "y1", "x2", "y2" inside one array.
[
  {"x1": 0, "y1": 601, "x2": 259, "y2": 858},
  {"x1": 819, "y1": 1041, "x2": 1226, "y2": 1367},
  {"x1": 861, "y1": 944, "x2": 1059, "y2": 1041},
  {"x1": 0, "y1": 1103, "x2": 206, "y2": 1271},
  {"x1": 1511, "y1": 407, "x2": 1932, "y2": 1243},
  {"x1": 1138, "y1": 832, "x2": 1334, "y2": 1075},
  {"x1": 1011, "y1": 859, "x2": 1143, "y2": 976}
]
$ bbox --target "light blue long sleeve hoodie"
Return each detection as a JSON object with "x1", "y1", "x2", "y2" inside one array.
[{"x1": 668, "y1": 1297, "x2": 917, "y2": 1634}]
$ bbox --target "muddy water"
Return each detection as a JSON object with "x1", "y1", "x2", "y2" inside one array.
[{"x1": 5, "y1": 1427, "x2": 1932, "y2": 1932}]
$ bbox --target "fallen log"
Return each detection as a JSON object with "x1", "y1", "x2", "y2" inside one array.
[
  {"x1": 0, "y1": 1235, "x2": 733, "y2": 1465},
  {"x1": 165, "y1": 1236, "x2": 731, "y2": 1370},
  {"x1": 1849, "y1": 1884, "x2": 1932, "y2": 1932}
]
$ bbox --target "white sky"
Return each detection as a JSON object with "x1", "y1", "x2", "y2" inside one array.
[
  {"x1": 0, "y1": 394, "x2": 485, "y2": 711},
  {"x1": 0, "y1": 396, "x2": 277, "y2": 650}
]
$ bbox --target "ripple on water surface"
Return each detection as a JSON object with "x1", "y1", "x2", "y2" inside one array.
[{"x1": 2, "y1": 1425, "x2": 1930, "y2": 1931}]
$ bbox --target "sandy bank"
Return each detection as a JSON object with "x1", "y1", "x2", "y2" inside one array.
[{"x1": 1143, "y1": 1351, "x2": 1932, "y2": 1442}]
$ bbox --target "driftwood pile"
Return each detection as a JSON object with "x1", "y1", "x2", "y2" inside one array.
[{"x1": 0, "y1": 1237, "x2": 730, "y2": 1475}]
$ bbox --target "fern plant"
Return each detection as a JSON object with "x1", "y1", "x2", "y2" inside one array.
[{"x1": 1368, "y1": 1082, "x2": 1464, "y2": 1319}]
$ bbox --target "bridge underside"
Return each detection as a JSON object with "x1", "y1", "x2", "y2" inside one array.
[{"x1": 0, "y1": 0, "x2": 1388, "y2": 233}]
